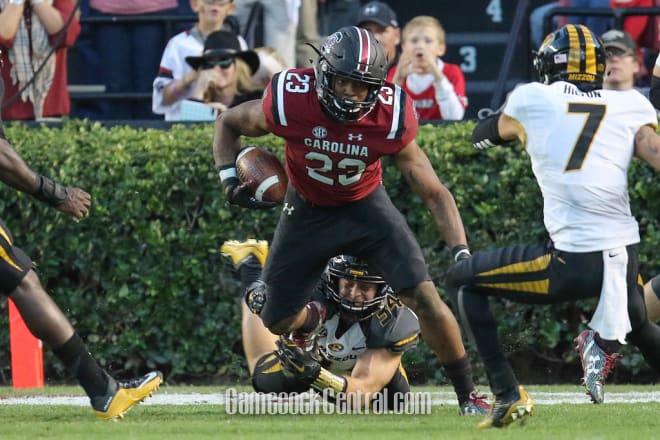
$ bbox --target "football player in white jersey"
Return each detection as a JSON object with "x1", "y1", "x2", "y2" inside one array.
[{"x1": 446, "y1": 24, "x2": 660, "y2": 429}]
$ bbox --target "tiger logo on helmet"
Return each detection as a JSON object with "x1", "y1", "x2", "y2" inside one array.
[{"x1": 534, "y1": 24, "x2": 606, "y2": 91}]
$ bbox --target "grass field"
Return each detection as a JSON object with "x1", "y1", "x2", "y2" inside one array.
[{"x1": 1, "y1": 385, "x2": 660, "y2": 439}]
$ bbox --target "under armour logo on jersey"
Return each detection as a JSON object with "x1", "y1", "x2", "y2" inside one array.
[
  {"x1": 283, "y1": 203, "x2": 295, "y2": 215},
  {"x1": 348, "y1": 133, "x2": 363, "y2": 141}
]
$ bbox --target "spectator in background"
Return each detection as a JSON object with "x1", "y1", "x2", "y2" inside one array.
[
  {"x1": 153, "y1": 0, "x2": 244, "y2": 121},
  {"x1": 355, "y1": 1, "x2": 400, "y2": 82},
  {"x1": 253, "y1": 46, "x2": 286, "y2": 88},
  {"x1": 601, "y1": 29, "x2": 640, "y2": 90},
  {"x1": 0, "y1": 0, "x2": 80, "y2": 121},
  {"x1": 567, "y1": 0, "x2": 611, "y2": 35},
  {"x1": 610, "y1": 0, "x2": 652, "y2": 47},
  {"x1": 178, "y1": 30, "x2": 260, "y2": 121},
  {"x1": 295, "y1": 0, "x2": 320, "y2": 68},
  {"x1": 529, "y1": 0, "x2": 612, "y2": 49},
  {"x1": 232, "y1": 0, "x2": 299, "y2": 68},
  {"x1": 393, "y1": 16, "x2": 466, "y2": 121},
  {"x1": 88, "y1": 0, "x2": 177, "y2": 119}
]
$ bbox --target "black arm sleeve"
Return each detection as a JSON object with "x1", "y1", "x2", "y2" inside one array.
[
  {"x1": 471, "y1": 113, "x2": 507, "y2": 149},
  {"x1": 650, "y1": 76, "x2": 660, "y2": 110}
]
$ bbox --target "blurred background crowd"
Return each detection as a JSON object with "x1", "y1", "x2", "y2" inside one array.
[{"x1": 1, "y1": 0, "x2": 659, "y2": 123}]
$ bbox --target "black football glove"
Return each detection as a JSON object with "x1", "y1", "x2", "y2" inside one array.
[
  {"x1": 221, "y1": 174, "x2": 276, "y2": 210},
  {"x1": 275, "y1": 337, "x2": 321, "y2": 385}
]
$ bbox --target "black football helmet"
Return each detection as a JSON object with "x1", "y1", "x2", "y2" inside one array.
[
  {"x1": 314, "y1": 26, "x2": 388, "y2": 122},
  {"x1": 324, "y1": 255, "x2": 391, "y2": 320},
  {"x1": 533, "y1": 24, "x2": 606, "y2": 91}
]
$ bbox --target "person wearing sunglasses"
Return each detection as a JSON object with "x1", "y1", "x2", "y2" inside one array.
[
  {"x1": 178, "y1": 30, "x2": 261, "y2": 121},
  {"x1": 152, "y1": 0, "x2": 247, "y2": 121}
]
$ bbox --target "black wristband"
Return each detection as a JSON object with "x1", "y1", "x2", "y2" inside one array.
[
  {"x1": 471, "y1": 113, "x2": 507, "y2": 149},
  {"x1": 451, "y1": 244, "x2": 471, "y2": 262},
  {"x1": 32, "y1": 175, "x2": 67, "y2": 206}
]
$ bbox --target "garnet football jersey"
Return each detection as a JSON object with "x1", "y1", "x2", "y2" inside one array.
[{"x1": 262, "y1": 67, "x2": 418, "y2": 207}]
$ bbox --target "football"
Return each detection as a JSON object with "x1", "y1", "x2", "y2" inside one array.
[{"x1": 236, "y1": 146, "x2": 288, "y2": 204}]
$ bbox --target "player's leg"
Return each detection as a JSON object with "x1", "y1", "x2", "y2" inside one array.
[
  {"x1": 0, "y1": 220, "x2": 161, "y2": 419},
  {"x1": 220, "y1": 239, "x2": 278, "y2": 373},
  {"x1": 259, "y1": 189, "x2": 343, "y2": 335},
  {"x1": 242, "y1": 302, "x2": 279, "y2": 374},
  {"x1": 445, "y1": 243, "x2": 559, "y2": 427},
  {"x1": 350, "y1": 187, "x2": 488, "y2": 415},
  {"x1": 10, "y1": 271, "x2": 162, "y2": 419},
  {"x1": 626, "y1": 251, "x2": 660, "y2": 374},
  {"x1": 644, "y1": 274, "x2": 660, "y2": 322}
]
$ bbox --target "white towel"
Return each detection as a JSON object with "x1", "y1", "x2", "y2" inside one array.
[
  {"x1": 1, "y1": 0, "x2": 56, "y2": 119},
  {"x1": 589, "y1": 247, "x2": 632, "y2": 344}
]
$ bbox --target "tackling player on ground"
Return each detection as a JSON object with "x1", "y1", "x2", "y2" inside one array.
[
  {"x1": 223, "y1": 241, "x2": 421, "y2": 409},
  {"x1": 448, "y1": 24, "x2": 660, "y2": 428},
  {"x1": 213, "y1": 26, "x2": 488, "y2": 414}
]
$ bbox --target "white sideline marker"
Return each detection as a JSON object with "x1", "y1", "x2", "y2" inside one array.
[{"x1": 1, "y1": 391, "x2": 660, "y2": 406}]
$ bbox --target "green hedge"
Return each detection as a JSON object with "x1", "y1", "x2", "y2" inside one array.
[{"x1": 0, "y1": 120, "x2": 657, "y2": 386}]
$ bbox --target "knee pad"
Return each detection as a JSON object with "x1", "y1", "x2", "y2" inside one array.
[{"x1": 244, "y1": 280, "x2": 267, "y2": 315}]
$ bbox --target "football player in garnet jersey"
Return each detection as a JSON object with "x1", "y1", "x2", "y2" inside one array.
[
  {"x1": 244, "y1": 255, "x2": 422, "y2": 410},
  {"x1": 213, "y1": 26, "x2": 489, "y2": 414},
  {"x1": 448, "y1": 24, "x2": 660, "y2": 428}
]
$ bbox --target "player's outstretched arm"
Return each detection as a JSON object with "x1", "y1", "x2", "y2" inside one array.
[
  {"x1": 213, "y1": 99, "x2": 270, "y2": 167},
  {"x1": 393, "y1": 140, "x2": 468, "y2": 251},
  {"x1": 345, "y1": 348, "x2": 402, "y2": 405},
  {"x1": 471, "y1": 113, "x2": 522, "y2": 149},
  {"x1": 634, "y1": 125, "x2": 660, "y2": 170},
  {"x1": 0, "y1": 138, "x2": 90, "y2": 219}
]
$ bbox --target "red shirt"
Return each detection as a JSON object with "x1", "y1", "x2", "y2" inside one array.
[
  {"x1": 401, "y1": 62, "x2": 466, "y2": 121},
  {"x1": 262, "y1": 67, "x2": 418, "y2": 207},
  {"x1": 610, "y1": 0, "x2": 651, "y2": 43},
  {"x1": 0, "y1": 0, "x2": 80, "y2": 120}
]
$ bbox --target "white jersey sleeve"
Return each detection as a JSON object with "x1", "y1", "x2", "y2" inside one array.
[
  {"x1": 503, "y1": 81, "x2": 657, "y2": 252},
  {"x1": 152, "y1": 32, "x2": 203, "y2": 121}
]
